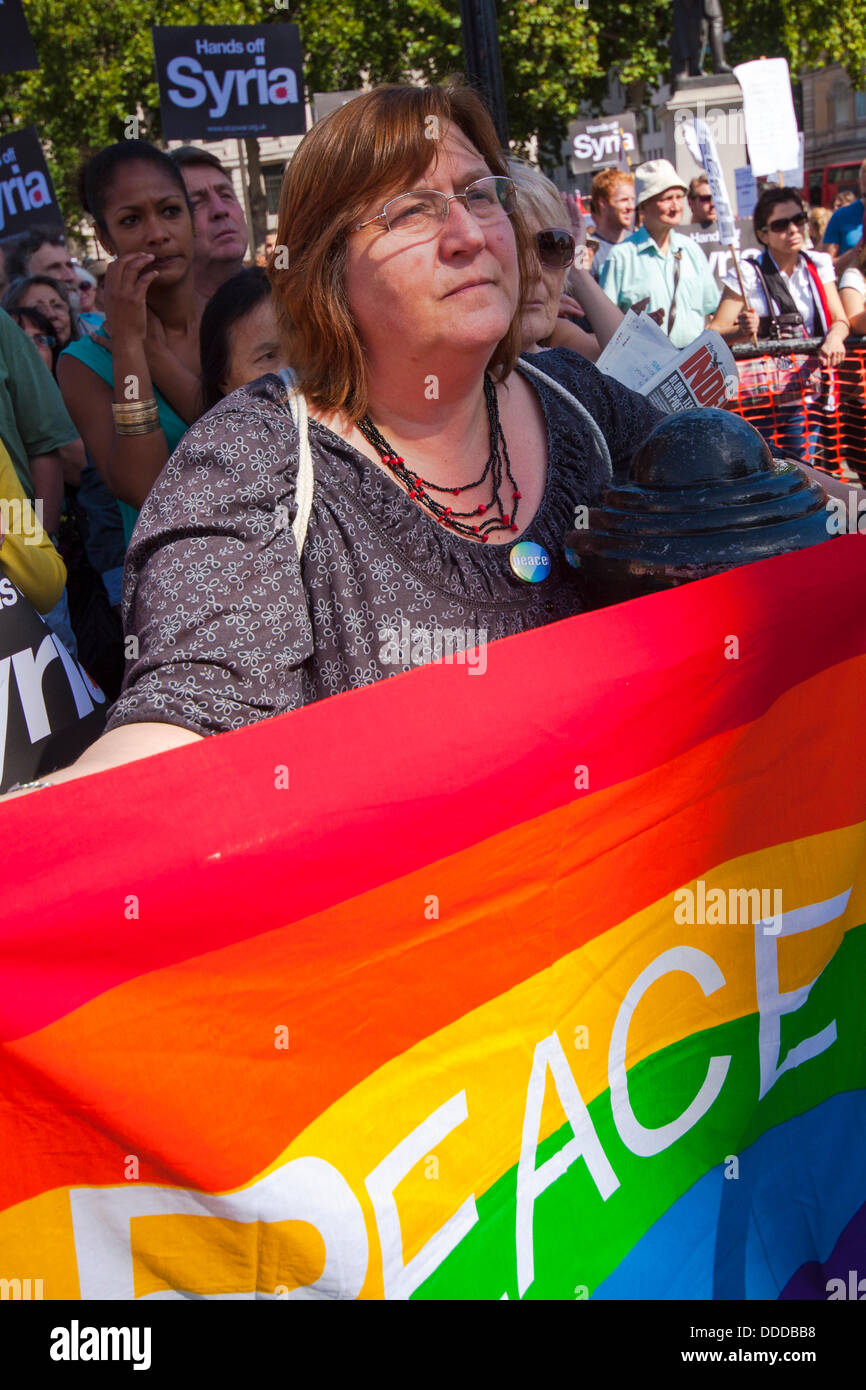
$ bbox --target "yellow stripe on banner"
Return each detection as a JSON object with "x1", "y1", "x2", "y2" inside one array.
[
  {"x1": 0, "y1": 824, "x2": 862, "y2": 1301},
  {"x1": 266, "y1": 821, "x2": 866, "y2": 1299}
]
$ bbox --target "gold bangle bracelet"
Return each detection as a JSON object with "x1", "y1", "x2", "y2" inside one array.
[
  {"x1": 112, "y1": 399, "x2": 159, "y2": 422},
  {"x1": 114, "y1": 418, "x2": 162, "y2": 436}
]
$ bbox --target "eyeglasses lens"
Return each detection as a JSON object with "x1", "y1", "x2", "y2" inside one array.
[
  {"x1": 383, "y1": 177, "x2": 516, "y2": 235},
  {"x1": 536, "y1": 228, "x2": 576, "y2": 269}
]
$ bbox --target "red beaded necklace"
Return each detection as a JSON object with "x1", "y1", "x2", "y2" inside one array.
[{"x1": 356, "y1": 374, "x2": 520, "y2": 542}]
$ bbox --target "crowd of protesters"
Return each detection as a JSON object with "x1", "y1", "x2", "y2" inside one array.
[
  {"x1": 579, "y1": 156, "x2": 866, "y2": 466},
  {"x1": 0, "y1": 87, "x2": 863, "y2": 796}
]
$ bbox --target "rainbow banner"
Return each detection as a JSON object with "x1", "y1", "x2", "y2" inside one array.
[{"x1": 2, "y1": 536, "x2": 865, "y2": 1301}]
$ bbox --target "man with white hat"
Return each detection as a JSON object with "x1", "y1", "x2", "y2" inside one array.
[{"x1": 599, "y1": 158, "x2": 721, "y2": 347}]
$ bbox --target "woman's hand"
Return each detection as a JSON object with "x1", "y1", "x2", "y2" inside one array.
[
  {"x1": 557, "y1": 292, "x2": 587, "y2": 322},
  {"x1": 819, "y1": 322, "x2": 847, "y2": 367},
  {"x1": 737, "y1": 306, "x2": 760, "y2": 338},
  {"x1": 102, "y1": 253, "x2": 159, "y2": 346}
]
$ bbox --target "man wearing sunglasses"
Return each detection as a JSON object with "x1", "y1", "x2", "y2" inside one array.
[
  {"x1": 687, "y1": 177, "x2": 717, "y2": 229},
  {"x1": 598, "y1": 159, "x2": 721, "y2": 347}
]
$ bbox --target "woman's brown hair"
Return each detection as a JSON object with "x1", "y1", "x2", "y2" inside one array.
[{"x1": 268, "y1": 82, "x2": 533, "y2": 419}]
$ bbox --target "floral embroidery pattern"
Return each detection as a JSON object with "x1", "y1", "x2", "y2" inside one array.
[{"x1": 107, "y1": 353, "x2": 661, "y2": 737}]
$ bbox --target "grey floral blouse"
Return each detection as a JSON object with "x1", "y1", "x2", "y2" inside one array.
[{"x1": 107, "y1": 349, "x2": 663, "y2": 737}]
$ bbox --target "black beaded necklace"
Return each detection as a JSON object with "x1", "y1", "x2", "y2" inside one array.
[{"x1": 355, "y1": 374, "x2": 521, "y2": 542}]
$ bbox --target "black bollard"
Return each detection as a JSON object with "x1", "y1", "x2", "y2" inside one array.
[{"x1": 565, "y1": 409, "x2": 833, "y2": 609}]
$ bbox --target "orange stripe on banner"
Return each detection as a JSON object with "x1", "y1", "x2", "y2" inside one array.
[
  {"x1": 2, "y1": 651, "x2": 864, "y2": 1212},
  {"x1": 3, "y1": 538, "x2": 866, "y2": 1045}
]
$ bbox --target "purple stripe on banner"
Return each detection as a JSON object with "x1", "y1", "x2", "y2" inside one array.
[{"x1": 779, "y1": 1200, "x2": 866, "y2": 1300}]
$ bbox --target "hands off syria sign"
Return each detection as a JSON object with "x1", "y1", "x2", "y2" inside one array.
[
  {"x1": 0, "y1": 127, "x2": 63, "y2": 239},
  {"x1": 152, "y1": 25, "x2": 305, "y2": 140}
]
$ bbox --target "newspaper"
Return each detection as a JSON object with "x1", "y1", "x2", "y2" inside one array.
[{"x1": 595, "y1": 310, "x2": 737, "y2": 412}]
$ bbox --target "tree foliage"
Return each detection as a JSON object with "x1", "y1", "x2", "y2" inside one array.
[{"x1": 0, "y1": 2, "x2": 863, "y2": 228}]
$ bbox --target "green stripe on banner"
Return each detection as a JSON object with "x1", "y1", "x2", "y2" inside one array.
[{"x1": 414, "y1": 922, "x2": 866, "y2": 1300}]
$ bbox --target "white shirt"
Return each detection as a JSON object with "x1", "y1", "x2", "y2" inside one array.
[
  {"x1": 721, "y1": 250, "x2": 835, "y2": 335},
  {"x1": 839, "y1": 265, "x2": 866, "y2": 299}
]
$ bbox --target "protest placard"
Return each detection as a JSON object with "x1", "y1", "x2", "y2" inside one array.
[
  {"x1": 0, "y1": 127, "x2": 64, "y2": 241},
  {"x1": 733, "y1": 58, "x2": 800, "y2": 178},
  {"x1": 0, "y1": 577, "x2": 106, "y2": 794},
  {"x1": 567, "y1": 112, "x2": 638, "y2": 175},
  {"x1": 152, "y1": 25, "x2": 305, "y2": 140},
  {"x1": 0, "y1": 0, "x2": 38, "y2": 75},
  {"x1": 679, "y1": 219, "x2": 759, "y2": 291}
]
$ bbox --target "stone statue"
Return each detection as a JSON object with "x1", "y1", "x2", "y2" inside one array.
[{"x1": 672, "y1": 0, "x2": 732, "y2": 84}]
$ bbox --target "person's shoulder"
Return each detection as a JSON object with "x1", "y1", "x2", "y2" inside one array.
[
  {"x1": 60, "y1": 334, "x2": 109, "y2": 366},
  {"x1": 606, "y1": 230, "x2": 642, "y2": 259},
  {"x1": 839, "y1": 263, "x2": 866, "y2": 293},
  {"x1": 824, "y1": 203, "x2": 854, "y2": 237},
  {"x1": 168, "y1": 373, "x2": 305, "y2": 483},
  {"x1": 519, "y1": 346, "x2": 642, "y2": 415},
  {"x1": 621, "y1": 227, "x2": 648, "y2": 249},
  {"x1": 802, "y1": 248, "x2": 835, "y2": 280},
  {"x1": 520, "y1": 346, "x2": 603, "y2": 388},
  {"x1": 181, "y1": 373, "x2": 297, "y2": 444}
]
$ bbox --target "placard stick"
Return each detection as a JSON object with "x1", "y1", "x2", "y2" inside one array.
[
  {"x1": 236, "y1": 138, "x2": 255, "y2": 261},
  {"x1": 730, "y1": 244, "x2": 759, "y2": 348}
]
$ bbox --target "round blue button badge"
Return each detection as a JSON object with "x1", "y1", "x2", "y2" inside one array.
[{"x1": 509, "y1": 541, "x2": 551, "y2": 583}]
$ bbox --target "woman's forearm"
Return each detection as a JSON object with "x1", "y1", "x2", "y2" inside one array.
[
  {"x1": 106, "y1": 337, "x2": 171, "y2": 507},
  {"x1": 1, "y1": 722, "x2": 205, "y2": 800}
]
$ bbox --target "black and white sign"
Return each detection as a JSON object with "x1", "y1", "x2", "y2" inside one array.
[
  {"x1": 568, "y1": 113, "x2": 638, "y2": 176},
  {"x1": 679, "y1": 218, "x2": 759, "y2": 291},
  {"x1": 0, "y1": 0, "x2": 38, "y2": 75},
  {"x1": 0, "y1": 576, "x2": 106, "y2": 794},
  {"x1": 152, "y1": 25, "x2": 305, "y2": 140},
  {"x1": 0, "y1": 127, "x2": 64, "y2": 242}
]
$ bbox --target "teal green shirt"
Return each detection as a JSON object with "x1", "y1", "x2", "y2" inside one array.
[
  {"x1": 0, "y1": 308, "x2": 78, "y2": 499},
  {"x1": 598, "y1": 226, "x2": 722, "y2": 349},
  {"x1": 60, "y1": 335, "x2": 189, "y2": 545}
]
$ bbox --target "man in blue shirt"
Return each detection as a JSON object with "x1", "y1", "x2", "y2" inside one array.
[
  {"x1": 820, "y1": 159, "x2": 866, "y2": 259},
  {"x1": 599, "y1": 159, "x2": 720, "y2": 348}
]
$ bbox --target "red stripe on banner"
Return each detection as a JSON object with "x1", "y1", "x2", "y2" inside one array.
[{"x1": 1, "y1": 535, "x2": 865, "y2": 1040}]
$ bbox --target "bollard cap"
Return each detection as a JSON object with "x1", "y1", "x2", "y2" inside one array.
[{"x1": 565, "y1": 409, "x2": 832, "y2": 607}]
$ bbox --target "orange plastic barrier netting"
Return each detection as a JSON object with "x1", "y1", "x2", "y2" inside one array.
[{"x1": 727, "y1": 339, "x2": 866, "y2": 483}]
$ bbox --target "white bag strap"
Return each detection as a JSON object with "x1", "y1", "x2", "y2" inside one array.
[
  {"x1": 277, "y1": 367, "x2": 314, "y2": 557},
  {"x1": 516, "y1": 357, "x2": 613, "y2": 482}
]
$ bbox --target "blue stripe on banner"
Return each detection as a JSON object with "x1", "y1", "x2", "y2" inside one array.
[{"x1": 593, "y1": 1090, "x2": 866, "y2": 1300}]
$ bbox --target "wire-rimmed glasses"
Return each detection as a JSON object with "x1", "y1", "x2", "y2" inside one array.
[{"x1": 353, "y1": 176, "x2": 517, "y2": 238}]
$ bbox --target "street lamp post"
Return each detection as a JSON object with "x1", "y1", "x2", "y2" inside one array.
[{"x1": 459, "y1": 0, "x2": 510, "y2": 145}]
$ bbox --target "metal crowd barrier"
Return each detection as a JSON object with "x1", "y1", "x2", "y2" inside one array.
[{"x1": 728, "y1": 336, "x2": 866, "y2": 484}]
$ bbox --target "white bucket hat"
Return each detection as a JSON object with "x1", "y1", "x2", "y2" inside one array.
[{"x1": 634, "y1": 159, "x2": 688, "y2": 205}]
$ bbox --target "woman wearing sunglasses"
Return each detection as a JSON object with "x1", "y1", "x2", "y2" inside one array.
[
  {"x1": 710, "y1": 186, "x2": 848, "y2": 461},
  {"x1": 507, "y1": 161, "x2": 623, "y2": 360},
  {"x1": 21, "y1": 83, "x2": 662, "y2": 788}
]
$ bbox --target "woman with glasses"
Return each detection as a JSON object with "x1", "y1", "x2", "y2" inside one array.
[
  {"x1": 6, "y1": 305, "x2": 58, "y2": 373},
  {"x1": 508, "y1": 161, "x2": 622, "y2": 360},
  {"x1": 3, "y1": 275, "x2": 79, "y2": 351},
  {"x1": 20, "y1": 83, "x2": 663, "y2": 787},
  {"x1": 710, "y1": 186, "x2": 848, "y2": 462}
]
